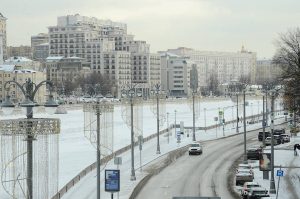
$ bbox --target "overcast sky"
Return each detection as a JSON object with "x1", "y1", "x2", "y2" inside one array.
[{"x1": 1, "y1": 0, "x2": 300, "y2": 58}]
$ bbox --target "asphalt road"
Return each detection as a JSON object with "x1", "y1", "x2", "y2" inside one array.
[{"x1": 136, "y1": 130, "x2": 259, "y2": 199}]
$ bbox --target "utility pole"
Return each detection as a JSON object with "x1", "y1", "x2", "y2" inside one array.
[
  {"x1": 192, "y1": 91, "x2": 196, "y2": 141},
  {"x1": 167, "y1": 112, "x2": 169, "y2": 144}
]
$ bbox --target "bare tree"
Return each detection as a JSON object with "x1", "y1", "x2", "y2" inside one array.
[
  {"x1": 272, "y1": 27, "x2": 300, "y2": 110},
  {"x1": 207, "y1": 72, "x2": 219, "y2": 95}
]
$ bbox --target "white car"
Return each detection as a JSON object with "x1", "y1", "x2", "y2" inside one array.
[{"x1": 188, "y1": 142, "x2": 203, "y2": 155}]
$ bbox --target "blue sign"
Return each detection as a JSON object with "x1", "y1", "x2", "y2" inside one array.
[
  {"x1": 105, "y1": 169, "x2": 120, "y2": 192},
  {"x1": 277, "y1": 170, "x2": 284, "y2": 177}
]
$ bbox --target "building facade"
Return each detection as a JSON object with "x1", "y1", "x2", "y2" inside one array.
[
  {"x1": 0, "y1": 34, "x2": 3, "y2": 64},
  {"x1": 4, "y1": 56, "x2": 42, "y2": 71},
  {"x1": 31, "y1": 33, "x2": 49, "y2": 60},
  {"x1": 48, "y1": 14, "x2": 161, "y2": 98},
  {"x1": 7, "y1": 46, "x2": 33, "y2": 59},
  {"x1": 256, "y1": 59, "x2": 282, "y2": 84},
  {"x1": 165, "y1": 46, "x2": 257, "y2": 89},
  {"x1": 0, "y1": 13, "x2": 7, "y2": 60},
  {"x1": 160, "y1": 52, "x2": 196, "y2": 96},
  {"x1": 45, "y1": 56, "x2": 90, "y2": 94},
  {"x1": 0, "y1": 65, "x2": 46, "y2": 103}
]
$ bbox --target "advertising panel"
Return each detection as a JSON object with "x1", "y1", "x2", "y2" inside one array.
[{"x1": 105, "y1": 169, "x2": 120, "y2": 192}]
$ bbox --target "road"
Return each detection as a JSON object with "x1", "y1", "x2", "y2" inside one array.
[{"x1": 136, "y1": 130, "x2": 259, "y2": 199}]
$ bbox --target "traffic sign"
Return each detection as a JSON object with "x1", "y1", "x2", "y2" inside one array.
[{"x1": 277, "y1": 170, "x2": 284, "y2": 177}]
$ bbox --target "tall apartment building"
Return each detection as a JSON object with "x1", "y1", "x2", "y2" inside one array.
[
  {"x1": 31, "y1": 33, "x2": 49, "y2": 60},
  {"x1": 7, "y1": 45, "x2": 32, "y2": 59},
  {"x1": 0, "y1": 65, "x2": 46, "y2": 103},
  {"x1": 256, "y1": 59, "x2": 282, "y2": 83},
  {"x1": 48, "y1": 14, "x2": 161, "y2": 98},
  {"x1": 0, "y1": 13, "x2": 7, "y2": 60},
  {"x1": 166, "y1": 46, "x2": 257, "y2": 88}
]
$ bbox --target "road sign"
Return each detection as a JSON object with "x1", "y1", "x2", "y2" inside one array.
[
  {"x1": 114, "y1": 157, "x2": 122, "y2": 165},
  {"x1": 105, "y1": 169, "x2": 120, "y2": 192},
  {"x1": 277, "y1": 170, "x2": 284, "y2": 177}
]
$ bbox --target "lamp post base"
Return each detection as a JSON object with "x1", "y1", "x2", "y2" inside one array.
[
  {"x1": 156, "y1": 150, "x2": 161, "y2": 154},
  {"x1": 270, "y1": 179, "x2": 276, "y2": 194},
  {"x1": 130, "y1": 175, "x2": 136, "y2": 181}
]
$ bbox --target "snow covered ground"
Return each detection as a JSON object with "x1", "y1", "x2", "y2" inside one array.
[
  {"x1": 0, "y1": 97, "x2": 287, "y2": 198},
  {"x1": 235, "y1": 134, "x2": 300, "y2": 199}
]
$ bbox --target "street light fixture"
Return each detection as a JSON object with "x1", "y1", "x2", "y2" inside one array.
[
  {"x1": 1, "y1": 78, "x2": 59, "y2": 199},
  {"x1": 121, "y1": 85, "x2": 143, "y2": 181},
  {"x1": 83, "y1": 97, "x2": 114, "y2": 199}
]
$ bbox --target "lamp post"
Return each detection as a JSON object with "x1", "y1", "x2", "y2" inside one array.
[
  {"x1": 236, "y1": 93, "x2": 239, "y2": 133},
  {"x1": 174, "y1": 110, "x2": 177, "y2": 137},
  {"x1": 269, "y1": 92, "x2": 276, "y2": 194},
  {"x1": 262, "y1": 95, "x2": 266, "y2": 147},
  {"x1": 83, "y1": 98, "x2": 114, "y2": 199},
  {"x1": 167, "y1": 112, "x2": 170, "y2": 144},
  {"x1": 121, "y1": 86, "x2": 142, "y2": 181},
  {"x1": 192, "y1": 90, "x2": 196, "y2": 141},
  {"x1": 243, "y1": 90, "x2": 247, "y2": 163},
  {"x1": 151, "y1": 84, "x2": 163, "y2": 154},
  {"x1": 1, "y1": 78, "x2": 59, "y2": 199}
]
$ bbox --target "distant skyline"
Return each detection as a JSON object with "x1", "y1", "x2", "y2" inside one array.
[{"x1": 1, "y1": 0, "x2": 300, "y2": 59}]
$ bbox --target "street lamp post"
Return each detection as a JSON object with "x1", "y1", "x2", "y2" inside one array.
[
  {"x1": 270, "y1": 92, "x2": 276, "y2": 194},
  {"x1": 83, "y1": 98, "x2": 114, "y2": 199},
  {"x1": 152, "y1": 84, "x2": 162, "y2": 154},
  {"x1": 167, "y1": 112, "x2": 170, "y2": 144},
  {"x1": 121, "y1": 87, "x2": 142, "y2": 181},
  {"x1": 236, "y1": 93, "x2": 239, "y2": 133},
  {"x1": 192, "y1": 91, "x2": 196, "y2": 141},
  {"x1": 243, "y1": 90, "x2": 247, "y2": 163},
  {"x1": 1, "y1": 78, "x2": 58, "y2": 199},
  {"x1": 262, "y1": 95, "x2": 266, "y2": 147},
  {"x1": 174, "y1": 110, "x2": 177, "y2": 137}
]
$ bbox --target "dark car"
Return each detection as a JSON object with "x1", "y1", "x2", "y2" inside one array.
[
  {"x1": 274, "y1": 135, "x2": 284, "y2": 145},
  {"x1": 273, "y1": 128, "x2": 285, "y2": 136},
  {"x1": 247, "y1": 145, "x2": 263, "y2": 160},
  {"x1": 258, "y1": 131, "x2": 270, "y2": 141}
]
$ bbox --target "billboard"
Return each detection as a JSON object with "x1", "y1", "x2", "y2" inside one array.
[
  {"x1": 259, "y1": 153, "x2": 271, "y2": 171},
  {"x1": 105, "y1": 169, "x2": 120, "y2": 192}
]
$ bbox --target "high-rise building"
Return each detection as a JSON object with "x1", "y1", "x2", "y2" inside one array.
[
  {"x1": 0, "y1": 13, "x2": 7, "y2": 60},
  {"x1": 48, "y1": 14, "x2": 161, "y2": 98}
]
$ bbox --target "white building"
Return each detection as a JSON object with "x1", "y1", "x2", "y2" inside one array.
[
  {"x1": 48, "y1": 14, "x2": 161, "y2": 98},
  {"x1": 160, "y1": 52, "x2": 197, "y2": 96},
  {"x1": 165, "y1": 46, "x2": 257, "y2": 88}
]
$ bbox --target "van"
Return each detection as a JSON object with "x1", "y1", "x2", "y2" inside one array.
[{"x1": 258, "y1": 131, "x2": 270, "y2": 141}]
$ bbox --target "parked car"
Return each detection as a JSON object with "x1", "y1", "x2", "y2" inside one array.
[
  {"x1": 273, "y1": 128, "x2": 285, "y2": 136},
  {"x1": 237, "y1": 164, "x2": 254, "y2": 177},
  {"x1": 236, "y1": 169, "x2": 254, "y2": 185},
  {"x1": 281, "y1": 134, "x2": 290, "y2": 143},
  {"x1": 188, "y1": 142, "x2": 203, "y2": 155},
  {"x1": 241, "y1": 182, "x2": 261, "y2": 198},
  {"x1": 247, "y1": 145, "x2": 263, "y2": 160},
  {"x1": 258, "y1": 131, "x2": 270, "y2": 141},
  {"x1": 274, "y1": 135, "x2": 284, "y2": 145},
  {"x1": 265, "y1": 137, "x2": 272, "y2": 146},
  {"x1": 245, "y1": 187, "x2": 269, "y2": 198}
]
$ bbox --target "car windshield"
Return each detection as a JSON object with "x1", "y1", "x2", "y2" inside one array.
[
  {"x1": 191, "y1": 144, "x2": 200, "y2": 147},
  {"x1": 248, "y1": 184, "x2": 260, "y2": 188}
]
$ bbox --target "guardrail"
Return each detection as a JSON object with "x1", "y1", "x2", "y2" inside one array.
[{"x1": 51, "y1": 125, "x2": 175, "y2": 199}]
